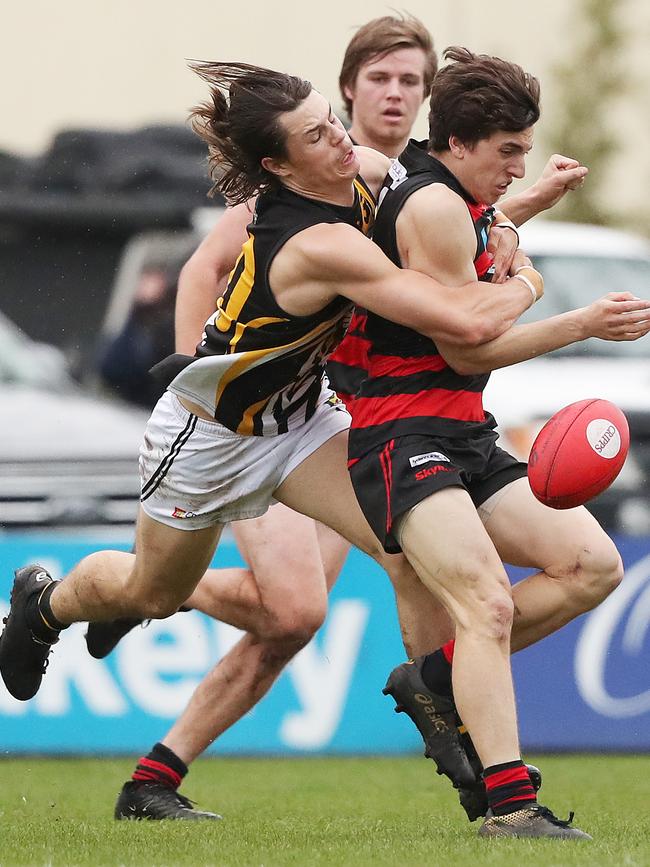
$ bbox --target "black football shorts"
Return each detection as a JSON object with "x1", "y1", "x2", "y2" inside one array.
[{"x1": 349, "y1": 433, "x2": 527, "y2": 553}]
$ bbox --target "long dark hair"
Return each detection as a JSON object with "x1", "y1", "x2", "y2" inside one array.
[{"x1": 189, "y1": 61, "x2": 312, "y2": 204}]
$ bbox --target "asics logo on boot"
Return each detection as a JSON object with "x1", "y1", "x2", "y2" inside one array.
[
  {"x1": 35, "y1": 572, "x2": 50, "y2": 582},
  {"x1": 415, "y1": 693, "x2": 450, "y2": 733}
]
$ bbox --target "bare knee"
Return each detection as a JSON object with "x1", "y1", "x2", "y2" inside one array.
[
  {"x1": 262, "y1": 594, "x2": 327, "y2": 646},
  {"x1": 454, "y1": 571, "x2": 514, "y2": 644},
  {"x1": 474, "y1": 590, "x2": 514, "y2": 643},
  {"x1": 135, "y1": 593, "x2": 183, "y2": 620},
  {"x1": 121, "y1": 576, "x2": 188, "y2": 620},
  {"x1": 553, "y1": 534, "x2": 623, "y2": 610}
]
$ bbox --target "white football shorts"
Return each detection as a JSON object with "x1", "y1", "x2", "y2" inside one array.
[{"x1": 139, "y1": 386, "x2": 350, "y2": 530}]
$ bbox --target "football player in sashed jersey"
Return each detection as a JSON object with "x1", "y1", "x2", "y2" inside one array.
[
  {"x1": 347, "y1": 46, "x2": 650, "y2": 838},
  {"x1": 0, "y1": 58, "x2": 548, "y2": 806}
]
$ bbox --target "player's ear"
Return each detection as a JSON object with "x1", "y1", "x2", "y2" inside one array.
[
  {"x1": 261, "y1": 156, "x2": 290, "y2": 178},
  {"x1": 343, "y1": 83, "x2": 355, "y2": 103},
  {"x1": 448, "y1": 135, "x2": 467, "y2": 159}
]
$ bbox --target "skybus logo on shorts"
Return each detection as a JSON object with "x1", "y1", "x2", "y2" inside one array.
[
  {"x1": 414, "y1": 465, "x2": 454, "y2": 482},
  {"x1": 408, "y1": 451, "x2": 450, "y2": 468}
]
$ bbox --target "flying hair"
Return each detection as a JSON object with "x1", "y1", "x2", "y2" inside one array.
[{"x1": 189, "y1": 61, "x2": 313, "y2": 204}]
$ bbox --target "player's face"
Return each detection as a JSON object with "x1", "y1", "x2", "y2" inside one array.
[
  {"x1": 273, "y1": 90, "x2": 360, "y2": 195},
  {"x1": 345, "y1": 47, "x2": 427, "y2": 153},
  {"x1": 457, "y1": 128, "x2": 534, "y2": 204}
]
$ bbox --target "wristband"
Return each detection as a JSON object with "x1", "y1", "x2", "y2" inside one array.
[{"x1": 513, "y1": 272, "x2": 538, "y2": 308}]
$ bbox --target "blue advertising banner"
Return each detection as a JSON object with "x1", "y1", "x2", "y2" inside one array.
[{"x1": 1, "y1": 533, "x2": 649, "y2": 754}]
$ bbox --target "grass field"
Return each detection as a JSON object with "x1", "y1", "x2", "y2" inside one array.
[{"x1": 0, "y1": 755, "x2": 648, "y2": 866}]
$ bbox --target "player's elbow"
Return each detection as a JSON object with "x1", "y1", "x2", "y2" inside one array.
[
  {"x1": 452, "y1": 319, "x2": 492, "y2": 348},
  {"x1": 442, "y1": 345, "x2": 494, "y2": 375},
  {"x1": 446, "y1": 355, "x2": 485, "y2": 376},
  {"x1": 424, "y1": 313, "x2": 501, "y2": 350},
  {"x1": 473, "y1": 313, "x2": 515, "y2": 346}
]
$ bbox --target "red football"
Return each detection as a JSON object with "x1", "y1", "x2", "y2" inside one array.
[{"x1": 528, "y1": 399, "x2": 630, "y2": 509}]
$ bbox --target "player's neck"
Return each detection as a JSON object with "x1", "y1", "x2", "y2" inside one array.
[
  {"x1": 348, "y1": 124, "x2": 408, "y2": 159},
  {"x1": 430, "y1": 149, "x2": 465, "y2": 186},
  {"x1": 281, "y1": 177, "x2": 356, "y2": 208}
]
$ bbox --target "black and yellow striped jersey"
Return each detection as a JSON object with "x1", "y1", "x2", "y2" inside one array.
[{"x1": 167, "y1": 177, "x2": 376, "y2": 436}]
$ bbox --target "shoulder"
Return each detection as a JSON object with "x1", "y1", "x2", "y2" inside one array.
[
  {"x1": 285, "y1": 221, "x2": 371, "y2": 260},
  {"x1": 397, "y1": 183, "x2": 477, "y2": 274},
  {"x1": 356, "y1": 146, "x2": 391, "y2": 197},
  {"x1": 402, "y1": 183, "x2": 472, "y2": 234},
  {"x1": 404, "y1": 182, "x2": 468, "y2": 223},
  {"x1": 276, "y1": 222, "x2": 383, "y2": 285}
]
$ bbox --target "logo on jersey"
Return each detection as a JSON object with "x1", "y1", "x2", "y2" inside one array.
[
  {"x1": 325, "y1": 393, "x2": 348, "y2": 413},
  {"x1": 388, "y1": 159, "x2": 408, "y2": 189},
  {"x1": 409, "y1": 451, "x2": 450, "y2": 468}
]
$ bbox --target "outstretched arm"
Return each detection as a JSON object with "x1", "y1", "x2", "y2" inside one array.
[
  {"x1": 175, "y1": 201, "x2": 254, "y2": 353},
  {"x1": 269, "y1": 217, "x2": 541, "y2": 348},
  {"x1": 439, "y1": 292, "x2": 650, "y2": 375}
]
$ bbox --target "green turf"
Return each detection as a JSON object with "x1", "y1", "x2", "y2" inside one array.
[{"x1": 0, "y1": 755, "x2": 648, "y2": 866}]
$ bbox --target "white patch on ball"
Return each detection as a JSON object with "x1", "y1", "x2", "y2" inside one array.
[{"x1": 586, "y1": 418, "x2": 621, "y2": 460}]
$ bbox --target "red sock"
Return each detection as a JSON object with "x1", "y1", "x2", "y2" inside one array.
[
  {"x1": 132, "y1": 742, "x2": 187, "y2": 789},
  {"x1": 441, "y1": 639, "x2": 455, "y2": 664},
  {"x1": 484, "y1": 760, "x2": 537, "y2": 815}
]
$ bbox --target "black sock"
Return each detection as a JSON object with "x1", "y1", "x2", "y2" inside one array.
[
  {"x1": 484, "y1": 759, "x2": 537, "y2": 815},
  {"x1": 25, "y1": 581, "x2": 65, "y2": 643},
  {"x1": 420, "y1": 648, "x2": 453, "y2": 697},
  {"x1": 132, "y1": 742, "x2": 188, "y2": 789}
]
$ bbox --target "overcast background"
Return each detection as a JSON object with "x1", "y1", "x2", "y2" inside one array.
[{"x1": 3, "y1": 0, "x2": 650, "y2": 225}]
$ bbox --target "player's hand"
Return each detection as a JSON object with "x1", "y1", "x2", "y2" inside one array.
[
  {"x1": 487, "y1": 224, "x2": 519, "y2": 283},
  {"x1": 582, "y1": 291, "x2": 650, "y2": 341},
  {"x1": 531, "y1": 154, "x2": 589, "y2": 212},
  {"x1": 509, "y1": 249, "x2": 532, "y2": 275}
]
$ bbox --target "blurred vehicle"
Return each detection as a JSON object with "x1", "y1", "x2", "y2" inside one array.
[
  {"x1": 94, "y1": 217, "x2": 650, "y2": 537},
  {"x1": 0, "y1": 311, "x2": 147, "y2": 532},
  {"x1": 484, "y1": 220, "x2": 650, "y2": 536}
]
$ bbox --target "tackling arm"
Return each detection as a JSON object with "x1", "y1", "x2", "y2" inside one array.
[
  {"x1": 270, "y1": 215, "x2": 540, "y2": 348},
  {"x1": 439, "y1": 293, "x2": 650, "y2": 375}
]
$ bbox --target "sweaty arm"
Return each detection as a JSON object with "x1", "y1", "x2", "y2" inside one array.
[
  {"x1": 268, "y1": 208, "x2": 538, "y2": 348},
  {"x1": 389, "y1": 183, "x2": 598, "y2": 375},
  {"x1": 416, "y1": 185, "x2": 650, "y2": 372},
  {"x1": 439, "y1": 293, "x2": 650, "y2": 375},
  {"x1": 175, "y1": 201, "x2": 253, "y2": 353}
]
